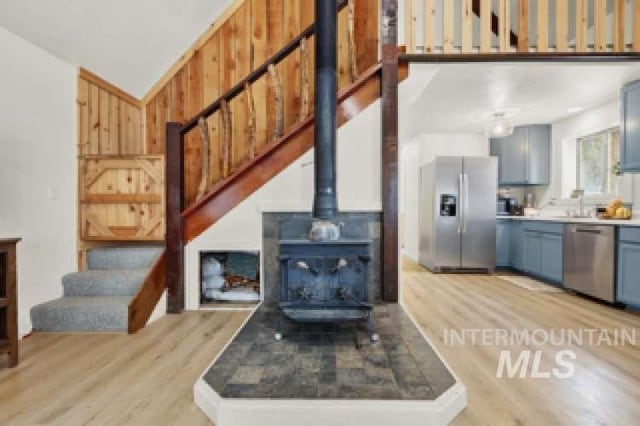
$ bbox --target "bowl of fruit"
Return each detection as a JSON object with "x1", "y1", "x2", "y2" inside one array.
[{"x1": 599, "y1": 199, "x2": 633, "y2": 220}]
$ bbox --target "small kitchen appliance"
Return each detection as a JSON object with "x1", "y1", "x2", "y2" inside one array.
[{"x1": 497, "y1": 195, "x2": 520, "y2": 216}]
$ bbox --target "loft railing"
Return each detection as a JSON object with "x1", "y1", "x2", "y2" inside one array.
[{"x1": 403, "y1": 0, "x2": 639, "y2": 54}]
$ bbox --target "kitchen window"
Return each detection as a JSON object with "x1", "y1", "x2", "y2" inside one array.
[{"x1": 576, "y1": 128, "x2": 620, "y2": 196}]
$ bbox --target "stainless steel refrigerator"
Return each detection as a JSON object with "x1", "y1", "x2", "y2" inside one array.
[{"x1": 418, "y1": 156, "x2": 498, "y2": 272}]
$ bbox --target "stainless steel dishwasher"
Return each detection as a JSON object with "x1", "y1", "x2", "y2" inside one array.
[{"x1": 564, "y1": 224, "x2": 616, "y2": 302}]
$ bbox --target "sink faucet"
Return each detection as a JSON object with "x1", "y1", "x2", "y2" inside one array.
[{"x1": 578, "y1": 195, "x2": 584, "y2": 217}]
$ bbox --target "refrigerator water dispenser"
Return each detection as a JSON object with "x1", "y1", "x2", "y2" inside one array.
[{"x1": 440, "y1": 194, "x2": 457, "y2": 216}]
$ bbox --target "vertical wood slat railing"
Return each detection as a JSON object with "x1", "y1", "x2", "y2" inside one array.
[
  {"x1": 165, "y1": 0, "x2": 372, "y2": 313},
  {"x1": 403, "y1": 0, "x2": 640, "y2": 54}
]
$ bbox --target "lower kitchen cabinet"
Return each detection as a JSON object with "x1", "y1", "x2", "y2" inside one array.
[
  {"x1": 510, "y1": 221, "x2": 524, "y2": 270},
  {"x1": 523, "y1": 231, "x2": 542, "y2": 275},
  {"x1": 496, "y1": 221, "x2": 511, "y2": 267},
  {"x1": 519, "y1": 224, "x2": 564, "y2": 285},
  {"x1": 618, "y1": 232, "x2": 640, "y2": 307},
  {"x1": 539, "y1": 233, "x2": 563, "y2": 283}
]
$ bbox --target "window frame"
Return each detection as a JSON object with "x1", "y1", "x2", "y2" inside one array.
[{"x1": 576, "y1": 126, "x2": 620, "y2": 198}]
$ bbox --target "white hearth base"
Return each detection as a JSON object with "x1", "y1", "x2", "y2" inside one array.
[{"x1": 194, "y1": 378, "x2": 466, "y2": 426}]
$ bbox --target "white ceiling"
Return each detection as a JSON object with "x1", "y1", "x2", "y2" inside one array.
[
  {"x1": 402, "y1": 62, "x2": 640, "y2": 137},
  {"x1": 0, "y1": 0, "x2": 235, "y2": 97}
]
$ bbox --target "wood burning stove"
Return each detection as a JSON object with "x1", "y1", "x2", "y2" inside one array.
[
  {"x1": 277, "y1": 238, "x2": 376, "y2": 339},
  {"x1": 274, "y1": 0, "x2": 377, "y2": 344}
]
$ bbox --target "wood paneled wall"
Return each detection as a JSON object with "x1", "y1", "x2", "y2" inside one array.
[
  {"x1": 144, "y1": 0, "x2": 380, "y2": 207},
  {"x1": 77, "y1": 68, "x2": 144, "y2": 156},
  {"x1": 77, "y1": 68, "x2": 162, "y2": 267}
]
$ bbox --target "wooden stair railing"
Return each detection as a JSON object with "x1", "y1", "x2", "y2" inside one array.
[
  {"x1": 182, "y1": 61, "x2": 409, "y2": 241},
  {"x1": 162, "y1": 0, "x2": 384, "y2": 313}
]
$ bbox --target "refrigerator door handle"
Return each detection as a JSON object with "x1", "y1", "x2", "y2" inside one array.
[
  {"x1": 458, "y1": 173, "x2": 464, "y2": 234},
  {"x1": 463, "y1": 173, "x2": 469, "y2": 234}
]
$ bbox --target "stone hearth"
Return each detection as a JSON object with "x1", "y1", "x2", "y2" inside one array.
[{"x1": 194, "y1": 304, "x2": 467, "y2": 426}]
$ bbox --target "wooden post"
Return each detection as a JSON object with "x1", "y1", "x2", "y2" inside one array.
[
  {"x1": 166, "y1": 122, "x2": 184, "y2": 313},
  {"x1": 268, "y1": 64, "x2": 284, "y2": 140},
  {"x1": 381, "y1": 0, "x2": 399, "y2": 302},
  {"x1": 461, "y1": 0, "x2": 473, "y2": 53},
  {"x1": 245, "y1": 82, "x2": 257, "y2": 159},
  {"x1": 196, "y1": 117, "x2": 210, "y2": 200},
  {"x1": 576, "y1": 0, "x2": 587, "y2": 52},
  {"x1": 300, "y1": 38, "x2": 311, "y2": 119},
  {"x1": 220, "y1": 99, "x2": 232, "y2": 178},
  {"x1": 347, "y1": 0, "x2": 358, "y2": 81},
  {"x1": 614, "y1": 0, "x2": 626, "y2": 52},
  {"x1": 480, "y1": 0, "x2": 492, "y2": 52}
]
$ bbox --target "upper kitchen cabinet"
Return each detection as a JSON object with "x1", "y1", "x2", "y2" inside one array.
[
  {"x1": 620, "y1": 80, "x2": 640, "y2": 172},
  {"x1": 490, "y1": 125, "x2": 551, "y2": 186}
]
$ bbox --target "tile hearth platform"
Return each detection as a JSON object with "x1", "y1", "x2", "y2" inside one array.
[{"x1": 194, "y1": 304, "x2": 467, "y2": 426}]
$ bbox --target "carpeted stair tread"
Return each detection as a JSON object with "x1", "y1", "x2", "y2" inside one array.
[
  {"x1": 30, "y1": 296, "x2": 130, "y2": 332},
  {"x1": 62, "y1": 269, "x2": 148, "y2": 297},
  {"x1": 87, "y1": 246, "x2": 163, "y2": 270},
  {"x1": 30, "y1": 246, "x2": 163, "y2": 333}
]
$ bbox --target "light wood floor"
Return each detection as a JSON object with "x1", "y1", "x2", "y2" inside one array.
[
  {"x1": 402, "y1": 258, "x2": 640, "y2": 426},
  {"x1": 0, "y1": 310, "x2": 249, "y2": 425},
  {"x1": 1, "y1": 263, "x2": 639, "y2": 425}
]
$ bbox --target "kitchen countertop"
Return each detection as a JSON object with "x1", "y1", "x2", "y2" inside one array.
[{"x1": 497, "y1": 215, "x2": 640, "y2": 227}]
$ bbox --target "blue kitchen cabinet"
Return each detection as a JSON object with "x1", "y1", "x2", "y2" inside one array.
[
  {"x1": 510, "y1": 221, "x2": 524, "y2": 270},
  {"x1": 521, "y1": 222, "x2": 564, "y2": 284},
  {"x1": 523, "y1": 231, "x2": 542, "y2": 274},
  {"x1": 490, "y1": 125, "x2": 551, "y2": 186},
  {"x1": 617, "y1": 228, "x2": 640, "y2": 307},
  {"x1": 491, "y1": 127, "x2": 527, "y2": 185},
  {"x1": 496, "y1": 221, "x2": 511, "y2": 268},
  {"x1": 621, "y1": 80, "x2": 640, "y2": 172},
  {"x1": 539, "y1": 233, "x2": 563, "y2": 284}
]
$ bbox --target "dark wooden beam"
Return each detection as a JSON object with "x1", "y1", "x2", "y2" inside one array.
[
  {"x1": 381, "y1": 0, "x2": 399, "y2": 302},
  {"x1": 471, "y1": 0, "x2": 518, "y2": 47},
  {"x1": 165, "y1": 122, "x2": 184, "y2": 313},
  {"x1": 400, "y1": 52, "x2": 640, "y2": 63}
]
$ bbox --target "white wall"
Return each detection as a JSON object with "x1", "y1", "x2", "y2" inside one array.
[
  {"x1": 400, "y1": 133, "x2": 489, "y2": 262},
  {"x1": 185, "y1": 101, "x2": 383, "y2": 309},
  {"x1": 0, "y1": 0, "x2": 238, "y2": 97},
  {"x1": 0, "y1": 26, "x2": 77, "y2": 336},
  {"x1": 535, "y1": 100, "x2": 639, "y2": 209}
]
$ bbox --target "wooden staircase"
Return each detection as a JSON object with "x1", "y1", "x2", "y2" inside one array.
[
  {"x1": 128, "y1": 61, "x2": 408, "y2": 331},
  {"x1": 126, "y1": 0, "x2": 403, "y2": 331}
]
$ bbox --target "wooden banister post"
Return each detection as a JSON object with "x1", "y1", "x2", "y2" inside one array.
[
  {"x1": 381, "y1": 0, "x2": 399, "y2": 302},
  {"x1": 166, "y1": 122, "x2": 185, "y2": 313}
]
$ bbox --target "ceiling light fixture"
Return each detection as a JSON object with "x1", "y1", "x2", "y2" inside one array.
[{"x1": 488, "y1": 112, "x2": 514, "y2": 138}]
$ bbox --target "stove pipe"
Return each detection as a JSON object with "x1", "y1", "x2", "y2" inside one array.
[{"x1": 312, "y1": 0, "x2": 338, "y2": 220}]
